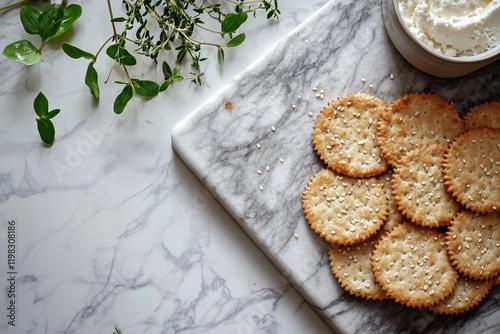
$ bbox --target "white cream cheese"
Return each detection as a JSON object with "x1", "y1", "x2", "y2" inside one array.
[{"x1": 398, "y1": 0, "x2": 500, "y2": 57}]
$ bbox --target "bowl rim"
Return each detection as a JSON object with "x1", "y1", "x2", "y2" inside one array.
[{"x1": 391, "y1": 0, "x2": 500, "y2": 64}]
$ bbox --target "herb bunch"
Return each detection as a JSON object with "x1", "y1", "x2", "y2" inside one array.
[{"x1": 1, "y1": 0, "x2": 280, "y2": 145}]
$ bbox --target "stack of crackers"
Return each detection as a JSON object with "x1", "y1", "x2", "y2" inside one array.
[{"x1": 302, "y1": 92, "x2": 500, "y2": 314}]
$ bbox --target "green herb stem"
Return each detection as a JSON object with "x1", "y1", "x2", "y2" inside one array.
[
  {"x1": 107, "y1": 0, "x2": 118, "y2": 40},
  {"x1": 121, "y1": 65, "x2": 134, "y2": 94},
  {"x1": 226, "y1": 0, "x2": 262, "y2": 5},
  {"x1": 194, "y1": 22, "x2": 224, "y2": 36},
  {"x1": 94, "y1": 35, "x2": 116, "y2": 60},
  {"x1": 104, "y1": 62, "x2": 115, "y2": 84}
]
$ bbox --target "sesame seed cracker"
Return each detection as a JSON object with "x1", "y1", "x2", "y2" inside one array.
[
  {"x1": 463, "y1": 100, "x2": 500, "y2": 132},
  {"x1": 445, "y1": 210, "x2": 500, "y2": 280},
  {"x1": 302, "y1": 168, "x2": 388, "y2": 246},
  {"x1": 377, "y1": 93, "x2": 464, "y2": 167},
  {"x1": 371, "y1": 222, "x2": 458, "y2": 308},
  {"x1": 312, "y1": 93, "x2": 389, "y2": 178},
  {"x1": 442, "y1": 128, "x2": 500, "y2": 213},
  {"x1": 391, "y1": 144, "x2": 460, "y2": 228}
]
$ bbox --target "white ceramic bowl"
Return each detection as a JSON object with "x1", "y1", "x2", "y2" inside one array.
[{"x1": 382, "y1": 0, "x2": 500, "y2": 78}]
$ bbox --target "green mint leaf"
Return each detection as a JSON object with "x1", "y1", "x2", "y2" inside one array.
[
  {"x1": 62, "y1": 43, "x2": 95, "y2": 59},
  {"x1": 46, "y1": 109, "x2": 60, "y2": 119},
  {"x1": 162, "y1": 61, "x2": 172, "y2": 79},
  {"x1": 85, "y1": 63, "x2": 100, "y2": 99},
  {"x1": 217, "y1": 47, "x2": 224, "y2": 68},
  {"x1": 159, "y1": 80, "x2": 171, "y2": 92},
  {"x1": 106, "y1": 44, "x2": 136, "y2": 66},
  {"x1": 113, "y1": 84, "x2": 133, "y2": 114},
  {"x1": 53, "y1": 4, "x2": 82, "y2": 38},
  {"x1": 38, "y1": 4, "x2": 64, "y2": 41},
  {"x1": 20, "y1": 6, "x2": 40, "y2": 35},
  {"x1": 36, "y1": 117, "x2": 55, "y2": 145},
  {"x1": 226, "y1": 33, "x2": 246, "y2": 48},
  {"x1": 2, "y1": 40, "x2": 42, "y2": 65},
  {"x1": 34, "y1": 92, "x2": 49, "y2": 117},
  {"x1": 131, "y1": 79, "x2": 159, "y2": 97},
  {"x1": 221, "y1": 12, "x2": 247, "y2": 35}
]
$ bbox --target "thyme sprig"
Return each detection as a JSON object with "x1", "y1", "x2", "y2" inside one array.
[{"x1": 98, "y1": 0, "x2": 280, "y2": 113}]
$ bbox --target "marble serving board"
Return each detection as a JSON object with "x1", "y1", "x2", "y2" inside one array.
[{"x1": 171, "y1": 0, "x2": 500, "y2": 333}]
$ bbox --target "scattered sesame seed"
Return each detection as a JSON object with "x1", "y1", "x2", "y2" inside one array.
[
  {"x1": 256, "y1": 143, "x2": 261, "y2": 149},
  {"x1": 259, "y1": 185, "x2": 263, "y2": 191},
  {"x1": 390, "y1": 73, "x2": 394, "y2": 80},
  {"x1": 361, "y1": 78, "x2": 366, "y2": 83},
  {"x1": 279, "y1": 158, "x2": 284, "y2": 163},
  {"x1": 294, "y1": 233, "x2": 299, "y2": 239},
  {"x1": 266, "y1": 166, "x2": 270, "y2": 171},
  {"x1": 257, "y1": 170, "x2": 262, "y2": 175},
  {"x1": 271, "y1": 126, "x2": 276, "y2": 132},
  {"x1": 308, "y1": 111, "x2": 313, "y2": 117}
]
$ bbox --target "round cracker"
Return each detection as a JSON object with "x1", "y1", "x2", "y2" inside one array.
[
  {"x1": 391, "y1": 144, "x2": 460, "y2": 228},
  {"x1": 463, "y1": 100, "x2": 500, "y2": 131},
  {"x1": 377, "y1": 92, "x2": 464, "y2": 167},
  {"x1": 445, "y1": 210, "x2": 500, "y2": 280},
  {"x1": 302, "y1": 168, "x2": 388, "y2": 246},
  {"x1": 429, "y1": 274, "x2": 493, "y2": 315},
  {"x1": 328, "y1": 233, "x2": 388, "y2": 301},
  {"x1": 371, "y1": 222, "x2": 458, "y2": 308},
  {"x1": 442, "y1": 128, "x2": 500, "y2": 213},
  {"x1": 312, "y1": 93, "x2": 389, "y2": 178}
]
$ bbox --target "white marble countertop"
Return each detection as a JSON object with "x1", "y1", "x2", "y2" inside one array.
[{"x1": 0, "y1": 0, "x2": 334, "y2": 333}]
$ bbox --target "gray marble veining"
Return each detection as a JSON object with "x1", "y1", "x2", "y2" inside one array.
[{"x1": 172, "y1": 0, "x2": 500, "y2": 333}]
